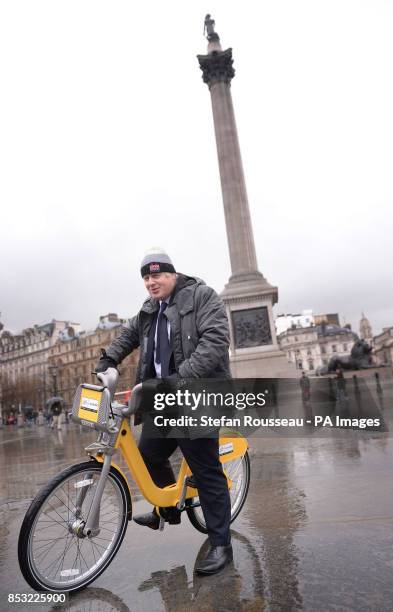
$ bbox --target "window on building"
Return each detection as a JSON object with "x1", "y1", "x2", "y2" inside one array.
[
  {"x1": 332, "y1": 345, "x2": 337, "y2": 352},
  {"x1": 321, "y1": 346, "x2": 326, "y2": 354},
  {"x1": 308, "y1": 359, "x2": 314, "y2": 370},
  {"x1": 297, "y1": 360, "x2": 303, "y2": 370},
  {"x1": 307, "y1": 349, "x2": 312, "y2": 356},
  {"x1": 343, "y1": 343, "x2": 348, "y2": 351}
]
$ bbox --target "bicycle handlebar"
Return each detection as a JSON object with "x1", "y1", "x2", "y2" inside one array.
[
  {"x1": 122, "y1": 383, "x2": 143, "y2": 417},
  {"x1": 95, "y1": 368, "x2": 142, "y2": 418},
  {"x1": 96, "y1": 367, "x2": 119, "y2": 399}
]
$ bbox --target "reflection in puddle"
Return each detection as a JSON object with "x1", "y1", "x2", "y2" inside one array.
[
  {"x1": 138, "y1": 532, "x2": 265, "y2": 611},
  {"x1": 60, "y1": 587, "x2": 131, "y2": 612}
]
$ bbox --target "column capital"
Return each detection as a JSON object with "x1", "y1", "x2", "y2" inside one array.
[{"x1": 197, "y1": 48, "x2": 235, "y2": 89}]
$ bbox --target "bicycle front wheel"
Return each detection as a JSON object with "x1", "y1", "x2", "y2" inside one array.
[
  {"x1": 18, "y1": 460, "x2": 131, "y2": 593},
  {"x1": 186, "y1": 450, "x2": 250, "y2": 534}
]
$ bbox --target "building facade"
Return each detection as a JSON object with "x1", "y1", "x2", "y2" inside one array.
[
  {"x1": 0, "y1": 314, "x2": 138, "y2": 417},
  {"x1": 373, "y1": 327, "x2": 393, "y2": 366},
  {"x1": 275, "y1": 310, "x2": 314, "y2": 336},
  {"x1": 278, "y1": 323, "x2": 357, "y2": 373},
  {"x1": 48, "y1": 313, "x2": 139, "y2": 408},
  {"x1": 275, "y1": 311, "x2": 342, "y2": 337},
  {"x1": 0, "y1": 320, "x2": 75, "y2": 416},
  {"x1": 313, "y1": 313, "x2": 340, "y2": 327}
]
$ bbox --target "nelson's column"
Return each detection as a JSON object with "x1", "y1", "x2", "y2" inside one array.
[{"x1": 197, "y1": 15, "x2": 295, "y2": 377}]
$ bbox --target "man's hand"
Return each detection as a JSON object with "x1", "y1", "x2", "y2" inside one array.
[{"x1": 95, "y1": 348, "x2": 118, "y2": 373}]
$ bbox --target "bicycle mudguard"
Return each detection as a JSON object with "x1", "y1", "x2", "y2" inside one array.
[{"x1": 218, "y1": 434, "x2": 248, "y2": 463}]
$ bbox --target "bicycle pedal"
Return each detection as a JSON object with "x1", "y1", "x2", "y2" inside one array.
[
  {"x1": 159, "y1": 516, "x2": 165, "y2": 531},
  {"x1": 186, "y1": 476, "x2": 197, "y2": 489}
]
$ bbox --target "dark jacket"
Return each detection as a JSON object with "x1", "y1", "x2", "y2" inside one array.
[{"x1": 103, "y1": 274, "x2": 231, "y2": 382}]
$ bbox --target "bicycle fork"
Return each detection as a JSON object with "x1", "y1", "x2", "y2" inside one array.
[
  {"x1": 69, "y1": 453, "x2": 113, "y2": 538},
  {"x1": 83, "y1": 453, "x2": 112, "y2": 537}
]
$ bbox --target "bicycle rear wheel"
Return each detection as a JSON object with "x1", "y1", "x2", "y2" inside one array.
[
  {"x1": 186, "y1": 450, "x2": 250, "y2": 534},
  {"x1": 18, "y1": 460, "x2": 131, "y2": 593}
]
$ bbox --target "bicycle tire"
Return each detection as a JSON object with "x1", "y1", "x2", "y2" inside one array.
[
  {"x1": 186, "y1": 450, "x2": 250, "y2": 534},
  {"x1": 18, "y1": 460, "x2": 131, "y2": 593}
]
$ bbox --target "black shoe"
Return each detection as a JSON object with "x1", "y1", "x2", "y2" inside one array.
[
  {"x1": 160, "y1": 506, "x2": 181, "y2": 525},
  {"x1": 195, "y1": 544, "x2": 233, "y2": 575},
  {"x1": 133, "y1": 507, "x2": 181, "y2": 530},
  {"x1": 133, "y1": 511, "x2": 160, "y2": 530}
]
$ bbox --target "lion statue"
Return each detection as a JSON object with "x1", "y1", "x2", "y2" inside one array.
[{"x1": 328, "y1": 338, "x2": 373, "y2": 373}]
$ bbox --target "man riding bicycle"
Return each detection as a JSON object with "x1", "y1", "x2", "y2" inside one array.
[{"x1": 96, "y1": 248, "x2": 233, "y2": 575}]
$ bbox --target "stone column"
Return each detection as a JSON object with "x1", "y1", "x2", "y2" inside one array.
[
  {"x1": 197, "y1": 33, "x2": 277, "y2": 287},
  {"x1": 199, "y1": 50, "x2": 261, "y2": 281},
  {"x1": 198, "y1": 17, "x2": 295, "y2": 377}
]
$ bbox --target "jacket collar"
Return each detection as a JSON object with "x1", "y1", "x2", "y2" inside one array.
[
  {"x1": 140, "y1": 299, "x2": 159, "y2": 315},
  {"x1": 140, "y1": 274, "x2": 203, "y2": 316}
]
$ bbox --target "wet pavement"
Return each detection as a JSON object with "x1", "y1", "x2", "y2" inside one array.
[{"x1": 1, "y1": 381, "x2": 393, "y2": 611}]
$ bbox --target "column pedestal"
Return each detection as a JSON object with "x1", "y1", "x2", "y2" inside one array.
[{"x1": 222, "y1": 277, "x2": 295, "y2": 377}]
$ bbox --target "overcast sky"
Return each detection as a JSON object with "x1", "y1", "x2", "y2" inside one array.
[{"x1": 1, "y1": 1, "x2": 392, "y2": 337}]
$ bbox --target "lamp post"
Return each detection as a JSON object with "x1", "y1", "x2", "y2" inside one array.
[
  {"x1": 0, "y1": 382, "x2": 3, "y2": 428},
  {"x1": 42, "y1": 369, "x2": 47, "y2": 406},
  {"x1": 17, "y1": 401, "x2": 24, "y2": 427},
  {"x1": 48, "y1": 365, "x2": 58, "y2": 396}
]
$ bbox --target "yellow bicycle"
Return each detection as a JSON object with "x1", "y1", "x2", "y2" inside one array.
[{"x1": 18, "y1": 369, "x2": 250, "y2": 593}]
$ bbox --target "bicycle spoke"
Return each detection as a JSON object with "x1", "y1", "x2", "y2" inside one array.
[
  {"x1": 41, "y1": 536, "x2": 75, "y2": 577},
  {"x1": 44, "y1": 499, "x2": 70, "y2": 524},
  {"x1": 99, "y1": 525, "x2": 117, "y2": 532},
  {"x1": 58, "y1": 535, "x2": 75, "y2": 580},
  {"x1": 90, "y1": 539, "x2": 97, "y2": 565},
  {"x1": 34, "y1": 536, "x2": 67, "y2": 552},
  {"x1": 92, "y1": 535, "x2": 114, "y2": 543},
  {"x1": 36, "y1": 515, "x2": 69, "y2": 531},
  {"x1": 90, "y1": 540, "x2": 108, "y2": 552},
  {"x1": 53, "y1": 491, "x2": 74, "y2": 518},
  {"x1": 70, "y1": 539, "x2": 81, "y2": 578},
  {"x1": 50, "y1": 535, "x2": 74, "y2": 580},
  {"x1": 78, "y1": 541, "x2": 91, "y2": 573}
]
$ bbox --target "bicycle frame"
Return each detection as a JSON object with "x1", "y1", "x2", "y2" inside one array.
[
  {"x1": 118, "y1": 419, "x2": 246, "y2": 506},
  {"x1": 84, "y1": 421, "x2": 248, "y2": 536},
  {"x1": 71, "y1": 370, "x2": 248, "y2": 537}
]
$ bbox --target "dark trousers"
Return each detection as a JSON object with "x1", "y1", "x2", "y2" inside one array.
[{"x1": 138, "y1": 424, "x2": 231, "y2": 546}]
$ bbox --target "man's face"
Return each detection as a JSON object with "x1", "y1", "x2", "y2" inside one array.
[{"x1": 143, "y1": 272, "x2": 177, "y2": 301}]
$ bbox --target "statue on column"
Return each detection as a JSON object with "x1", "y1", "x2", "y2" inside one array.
[{"x1": 204, "y1": 14, "x2": 220, "y2": 42}]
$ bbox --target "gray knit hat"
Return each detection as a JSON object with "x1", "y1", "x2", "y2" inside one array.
[{"x1": 140, "y1": 248, "x2": 176, "y2": 277}]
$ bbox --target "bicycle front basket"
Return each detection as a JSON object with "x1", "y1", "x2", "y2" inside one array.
[{"x1": 71, "y1": 383, "x2": 112, "y2": 432}]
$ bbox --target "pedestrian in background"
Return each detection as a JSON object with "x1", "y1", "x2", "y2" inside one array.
[
  {"x1": 299, "y1": 371, "x2": 311, "y2": 402},
  {"x1": 335, "y1": 368, "x2": 348, "y2": 414},
  {"x1": 50, "y1": 401, "x2": 62, "y2": 430}
]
